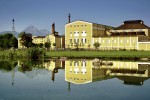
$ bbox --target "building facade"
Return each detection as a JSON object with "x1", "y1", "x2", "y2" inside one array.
[
  {"x1": 109, "y1": 20, "x2": 150, "y2": 50},
  {"x1": 32, "y1": 36, "x2": 45, "y2": 44},
  {"x1": 65, "y1": 19, "x2": 150, "y2": 50},
  {"x1": 65, "y1": 20, "x2": 113, "y2": 49}
]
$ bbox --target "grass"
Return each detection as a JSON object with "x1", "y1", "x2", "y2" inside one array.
[
  {"x1": 1, "y1": 50, "x2": 150, "y2": 60},
  {"x1": 46, "y1": 50, "x2": 150, "y2": 59}
]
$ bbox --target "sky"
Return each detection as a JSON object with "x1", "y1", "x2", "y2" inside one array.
[{"x1": 0, "y1": 0, "x2": 150, "y2": 35}]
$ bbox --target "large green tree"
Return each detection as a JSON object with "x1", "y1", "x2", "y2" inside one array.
[
  {"x1": 0, "y1": 33, "x2": 18, "y2": 49},
  {"x1": 18, "y1": 32, "x2": 33, "y2": 48}
]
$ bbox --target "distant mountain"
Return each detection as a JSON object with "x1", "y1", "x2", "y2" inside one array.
[
  {"x1": 22, "y1": 25, "x2": 50, "y2": 36},
  {"x1": 0, "y1": 31, "x2": 19, "y2": 38},
  {"x1": 40, "y1": 29, "x2": 50, "y2": 35}
]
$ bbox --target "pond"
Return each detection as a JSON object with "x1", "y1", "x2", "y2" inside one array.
[{"x1": 0, "y1": 59, "x2": 150, "y2": 100}]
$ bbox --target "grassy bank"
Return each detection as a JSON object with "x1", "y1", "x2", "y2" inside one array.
[
  {"x1": 46, "y1": 50, "x2": 150, "y2": 60},
  {"x1": 1, "y1": 50, "x2": 150, "y2": 60}
]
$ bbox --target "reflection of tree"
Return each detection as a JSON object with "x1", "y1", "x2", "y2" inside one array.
[
  {"x1": 18, "y1": 60, "x2": 44, "y2": 73},
  {"x1": 0, "y1": 61, "x2": 17, "y2": 71}
]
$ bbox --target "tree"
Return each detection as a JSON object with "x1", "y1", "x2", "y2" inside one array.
[
  {"x1": 0, "y1": 33, "x2": 18, "y2": 49},
  {"x1": 18, "y1": 32, "x2": 32, "y2": 48},
  {"x1": 74, "y1": 43, "x2": 79, "y2": 51},
  {"x1": 93, "y1": 42, "x2": 100, "y2": 50},
  {"x1": 44, "y1": 42, "x2": 51, "y2": 50},
  {"x1": 38, "y1": 43, "x2": 43, "y2": 48},
  {"x1": 10, "y1": 36, "x2": 18, "y2": 48},
  {"x1": 53, "y1": 43, "x2": 56, "y2": 46}
]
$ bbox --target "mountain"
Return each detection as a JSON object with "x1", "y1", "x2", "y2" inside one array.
[
  {"x1": 40, "y1": 29, "x2": 50, "y2": 35},
  {"x1": 22, "y1": 25, "x2": 50, "y2": 36}
]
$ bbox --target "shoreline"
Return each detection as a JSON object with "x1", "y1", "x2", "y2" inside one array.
[{"x1": 1, "y1": 50, "x2": 150, "y2": 61}]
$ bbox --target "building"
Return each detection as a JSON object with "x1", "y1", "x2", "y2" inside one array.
[
  {"x1": 32, "y1": 36, "x2": 46, "y2": 44},
  {"x1": 45, "y1": 23, "x2": 65, "y2": 49},
  {"x1": 65, "y1": 16, "x2": 150, "y2": 50},
  {"x1": 18, "y1": 23, "x2": 65, "y2": 49},
  {"x1": 107, "y1": 20, "x2": 150, "y2": 50},
  {"x1": 65, "y1": 14, "x2": 113, "y2": 49}
]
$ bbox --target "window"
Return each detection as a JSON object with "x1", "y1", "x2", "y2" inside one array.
[
  {"x1": 74, "y1": 39, "x2": 76, "y2": 43},
  {"x1": 127, "y1": 40, "x2": 129, "y2": 43},
  {"x1": 82, "y1": 38, "x2": 86, "y2": 43},
  {"x1": 108, "y1": 40, "x2": 110, "y2": 43},
  {"x1": 74, "y1": 31, "x2": 79, "y2": 36},
  {"x1": 82, "y1": 31, "x2": 86, "y2": 36},
  {"x1": 77, "y1": 39, "x2": 79, "y2": 43},
  {"x1": 81, "y1": 39, "x2": 83, "y2": 43},
  {"x1": 114, "y1": 40, "x2": 116, "y2": 43},
  {"x1": 74, "y1": 38, "x2": 79, "y2": 43},
  {"x1": 70, "y1": 61, "x2": 72, "y2": 66},
  {"x1": 103, "y1": 40, "x2": 105, "y2": 43},
  {"x1": 121, "y1": 40, "x2": 122, "y2": 43},
  {"x1": 81, "y1": 61, "x2": 86, "y2": 67},
  {"x1": 74, "y1": 61, "x2": 79, "y2": 66},
  {"x1": 70, "y1": 39, "x2": 72, "y2": 43}
]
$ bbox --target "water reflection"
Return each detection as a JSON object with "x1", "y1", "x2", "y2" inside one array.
[
  {"x1": 0, "y1": 59, "x2": 150, "y2": 86},
  {"x1": 65, "y1": 59, "x2": 150, "y2": 86}
]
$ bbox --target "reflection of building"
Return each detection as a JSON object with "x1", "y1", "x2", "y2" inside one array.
[
  {"x1": 65, "y1": 60, "x2": 112, "y2": 84},
  {"x1": 103, "y1": 61, "x2": 150, "y2": 85},
  {"x1": 65, "y1": 59, "x2": 150, "y2": 86},
  {"x1": 43, "y1": 59, "x2": 65, "y2": 81}
]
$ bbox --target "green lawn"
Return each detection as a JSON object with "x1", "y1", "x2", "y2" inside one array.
[
  {"x1": 1, "y1": 50, "x2": 150, "y2": 60},
  {"x1": 46, "y1": 50, "x2": 150, "y2": 59}
]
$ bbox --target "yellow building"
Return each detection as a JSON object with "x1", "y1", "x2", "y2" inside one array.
[
  {"x1": 18, "y1": 23, "x2": 65, "y2": 49},
  {"x1": 32, "y1": 36, "x2": 45, "y2": 44},
  {"x1": 65, "y1": 14, "x2": 113, "y2": 49},
  {"x1": 108, "y1": 20, "x2": 150, "y2": 50},
  {"x1": 65, "y1": 16, "x2": 150, "y2": 50},
  {"x1": 18, "y1": 36, "x2": 46, "y2": 49}
]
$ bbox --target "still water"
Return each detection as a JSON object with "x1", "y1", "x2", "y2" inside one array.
[{"x1": 0, "y1": 59, "x2": 150, "y2": 100}]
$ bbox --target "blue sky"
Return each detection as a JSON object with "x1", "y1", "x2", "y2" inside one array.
[{"x1": 0, "y1": 0, "x2": 150, "y2": 35}]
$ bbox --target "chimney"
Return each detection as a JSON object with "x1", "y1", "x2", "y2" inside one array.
[
  {"x1": 68, "y1": 13, "x2": 71, "y2": 23},
  {"x1": 52, "y1": 23, "x2": 55, "y2": 34}
]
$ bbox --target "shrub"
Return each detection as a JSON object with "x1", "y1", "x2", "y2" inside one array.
[{"x1": 26, "y1": 47, "x2": 45, "y2": 60}]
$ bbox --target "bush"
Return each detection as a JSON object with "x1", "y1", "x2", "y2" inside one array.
[{"x1": 26, "y1": 47, "x2": 45, "y2": 60}]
